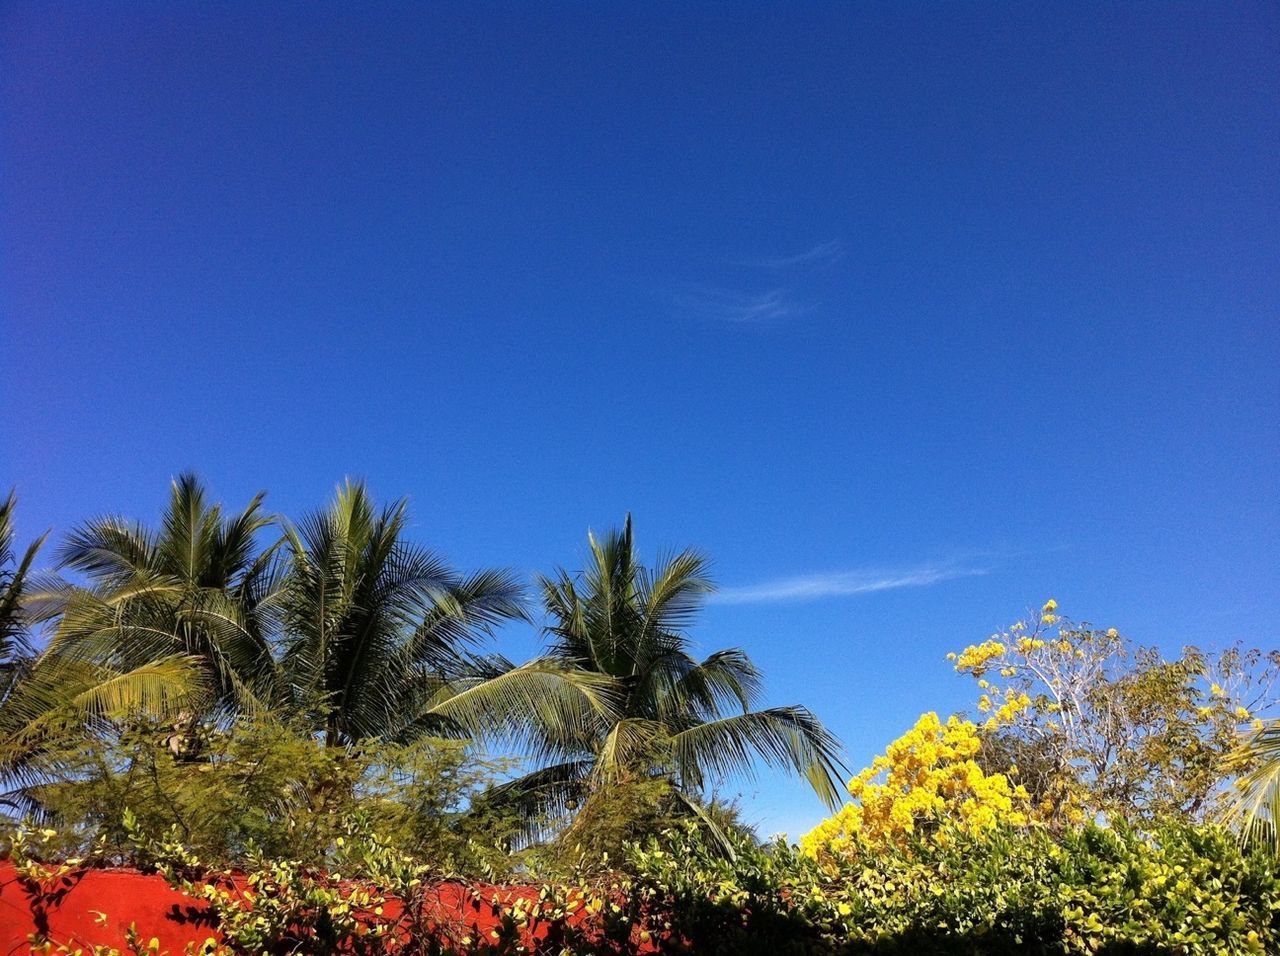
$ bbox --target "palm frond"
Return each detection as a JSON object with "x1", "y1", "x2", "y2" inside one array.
[
  {"x1": 1225, "y1": 719, "x2": 1280, "y2": 853},
  {"x1": 395, "y1": 568, "x2": 528, "y2": 674},
  {"x1": 635, "y1": 548, "x2": 713, "y2": 656},
  {"x1": 669, "y1": 706, "x2": 847, "y2": 809},
  {"x1": 57, "y1": 517, "x2": 157, "y2": 580},
  {"x1": 0, "y1": 654, "x2": 206, "y2": 760},
  {"x1": 0, "y1": 489, "x2": 46, "y2": 660},
  {"x1": 677, "y1": 648, "x2": 764, "y2": 716},
  {"x1": 159, "y1": 472, "x2": 219, "y2": 582},
  {"x1": 419, "y1": 658, "x2": 619, "y2": 755},
  {"x1": 479, "y1": 760, "x2": 594, "y2": 839}
]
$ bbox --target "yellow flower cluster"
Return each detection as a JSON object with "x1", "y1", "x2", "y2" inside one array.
[
  {"x1": 800, "y1": 712, "x2": 1032, "y2": 862},
  {"x1": 950, "y1": 603, "x2": 1065, "y2": 678},
  {"x1": 949, "y1": 602, "x2": 1085, "y2": 732},
  {"x1": 983, "y1": 689, "x2": 1032, "y2": 725},
  {"x1": 948, "y1": 639, "x2": 1006, "y2": 675}
]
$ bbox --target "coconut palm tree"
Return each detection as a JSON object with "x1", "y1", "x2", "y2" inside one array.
[
  {"x1": 276, "y1": 480, "x2": 616, "y2": 750},
  {"x1": 40, "y1": 473, "x2": 285, "y2": 714},
  {"x1": 1226, "y1": 721, "x2": 1280, "y2": 852},
  {"x1": 0, "y1": 489, "x2": 45, "y2": 702},
  {"x1": 0, "y1": 489, "x2": 202, "y2": 817},
  {"x1": 491, "y1": 516, "x2": 846, "y2": 837}
]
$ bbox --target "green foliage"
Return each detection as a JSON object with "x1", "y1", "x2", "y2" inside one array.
[
  {"x1": 0, "y1": 488, "x2": 45, "y2": 673},
  {"x1": 13, "y1": 468, "x2": 1277, "y2": 956},
  {"x1": 954, "y1": 608, "x2": 1280, "y2": 827},
  {"x1": 1226, "y1": 717, "x2": 1280, "y2": 854},
  {"x1": 170, "y1": 852, "x2": 395, "y2": 955},
  {"x1": 23, "y1": 714, "x2": 524, "y2": 875},
  {"x1": 628, "y1": 821, "x2": 1280, "y2": 955},
  {"x1": 120, "y1": 814, "x2": 399, "y2": 954},
  {"x1": 553, "y1": 778, "x2": 685, "y2": 869},
  {"x1": 276, "y1": 479, "x2": 529, "y2": 747},
  {"x1": 44, "y1": 473, "x2": 284, "y2": 713},
  {"x1": 494, "y1": 515, "x2": 845, "y2": 849},
  {"x1": 0, "y1": 478, "x2": 633, "y2": 867},
  {"x1": 117, "y1": 814, "x2": 651, "y2": 955},
  {"x1": 0, "y1": 490, "x2": 213, "y2": 819},
  {"x1": 10, "y1": 801, "x2": 1280, "y2": 955}
]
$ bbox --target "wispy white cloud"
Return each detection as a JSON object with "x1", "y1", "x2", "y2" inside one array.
[
  {"x1": 751, "y1": 239, "x2": 844, "y2": 270},
  {"x1": 675, "y1": 286, "x2": 810, "y2": 324},
  {"x1": 710, "y1": 563, "x2": 988, "y2": 605}
]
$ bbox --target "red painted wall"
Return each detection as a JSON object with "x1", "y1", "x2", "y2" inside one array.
[
  {"x1": 0, "y1": 862, "x2": 222, "y2": 952},
  {"x1": 0, "y1": 862, "x2": 648, "y2": 954}
]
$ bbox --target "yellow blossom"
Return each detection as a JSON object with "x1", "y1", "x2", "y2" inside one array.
[{"x1": 801, "y1": 712, "x2": 1039, "y2": 863}]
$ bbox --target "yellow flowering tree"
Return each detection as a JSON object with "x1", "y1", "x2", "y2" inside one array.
[
  {"x1": 951, "y1": 600, "x2": 1280, "y2": 825},
  {"x1": 801, "y1": 711, "x2": 1034, "y2": 862}
]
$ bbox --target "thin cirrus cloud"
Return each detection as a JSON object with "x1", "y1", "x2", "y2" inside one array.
[
  {"x1": 677, "y1": 240, "x2": 841, "y2": 324},
  {"x1": 675, "y1": 239, "x2": 842, "y2": 324},
  {"x1": 674, "y1": 286, "x2": 810, "y2": 324},
  {"x1": 709, "y1": 563, "x2": 988, "y2": 605},
  {"x1": 750, "y1": 239, "x2": 845, "y2": 270}
]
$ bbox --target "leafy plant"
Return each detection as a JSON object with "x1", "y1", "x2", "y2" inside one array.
[
  {"x1": 632, "y1": 820, "x2": 1280, "y2": 955},
  {"x1": 26, "y1": 714, "x2": 524, "y2": 874}
]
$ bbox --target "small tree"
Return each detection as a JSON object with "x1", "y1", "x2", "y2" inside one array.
[
  {"x1": 27, "y1": 713, "x2": 523, "y2": 872},
  {"x1": 951, "y1": 601, "x2": 1280, "y2": 825}
]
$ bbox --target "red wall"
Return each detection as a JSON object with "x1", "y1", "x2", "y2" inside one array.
[
  {"x1": 0, "y1": 862, "x2": 222, "y2": 951},
  {"x1": 0, "y1": 862, "x2": 645, "y2": 954}
]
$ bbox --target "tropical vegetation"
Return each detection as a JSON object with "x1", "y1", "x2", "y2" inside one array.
[
  {"x1": 0, "y1": 477, "x2": 843, "y2": 865},
  {"x1": 489, "y1": 516, "x2": 844, "y2": 855},
  {"x1": 2, "y1": 477, "x2": 1279, "y2": 954}
]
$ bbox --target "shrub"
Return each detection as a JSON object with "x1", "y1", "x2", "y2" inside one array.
[
  {"x1": 24, "y1": 714, "x2": 524, "y2": 875},
  {"x1": 630, "y1": 821, "x2": 1280, "y2": 955}
]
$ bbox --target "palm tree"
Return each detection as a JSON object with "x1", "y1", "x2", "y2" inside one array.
[
  {"x1": 276, "y1": 480, "x2": 616, "y2": 749},
  {"x1": 1226, "y1": 720, "x2": 1280, "y2": 853},
  {"x1": 40, "y1": 473, "x2": 285, "y2": 714},
  {"x1": 0, "y1": 489, "x2": 45, "y2": 704},
  {"x1": 0, "y1": 489, "x2": 202, "y2": 817},
  {"x1": 492, "y1": 516, "x2": 846, "y2": 837}
]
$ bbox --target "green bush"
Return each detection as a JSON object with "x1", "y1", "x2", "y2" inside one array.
[
  {"x1": 629, "y1": 821, "x2": 1280, "y2": 955},
  {"x1": 24, "y1": 714, "x2": 526, "y2": 875},
  {"x1": 8, "y1": 814, "x2": 1277, "y2": 955}
]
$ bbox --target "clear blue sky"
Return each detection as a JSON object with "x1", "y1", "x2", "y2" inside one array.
[{"x1": 3, "y1": 2, "x2": 1278, "y2": 837}]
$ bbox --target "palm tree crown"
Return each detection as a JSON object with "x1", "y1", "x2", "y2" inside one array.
[
  {"x1": 0, "y1": 489, "x2": 200, "y2": 814},
  {"x1": 503, "y1": 516, "x2": 846, "y2": 827},
  {"x1": 277, "y1": 480, "x2": 615, "y2": 750},
  {"x1": 42, "y1": 473, "x2": 283, "y2": 712},
  {"x1": 1226, "y1": 720, "x2": 1280, "y2": 853},
  {"x1": 0, "y1": 489, "x2": 45, "y2": 698}
]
